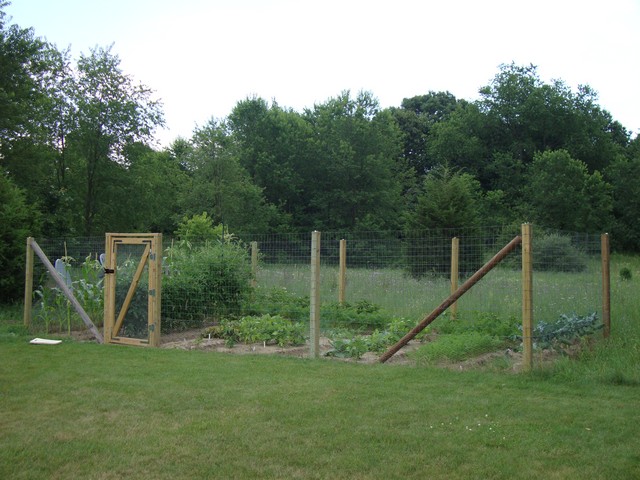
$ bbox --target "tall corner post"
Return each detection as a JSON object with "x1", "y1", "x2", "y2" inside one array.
[
  {"x1": 251, "y1": 241, "x2": 259, "y2": 289},
  {"x1": 601, "y1": 233, "x2": 611, "y2": 339},
  {"x1": 23, "y1": 237, "x2": 35, "y2": 327},
  {"x1": 521, "y1": 223, "x2": 533, "y2": 371},
  {"x1": 103, "y1": 233, "x2": 114, "y2": 344},
  {"x1": 148, "y1": 233, "x2": 162, "y2": 347},
  {"x1": 338, "y1": 239, "x2": 347, "y2": 305},
  {"x1": 310, "y1": 231, "x2": 321, "y2": 358},
  {"x1": 450, "y1": 237, "x2": 460, "y2": 320}
]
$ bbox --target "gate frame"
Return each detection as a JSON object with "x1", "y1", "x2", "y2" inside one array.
[{"x1": 103, "y1": 233, "x2": 162, "y2": 347}]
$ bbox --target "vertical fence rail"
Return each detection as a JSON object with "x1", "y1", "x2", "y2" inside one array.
[
  {"x1": 521, "y1": 223, "x2": 533, "y2": 371},
  {"x1": 450, "y1": 237, "x2": 459, "y2": 321},
  {"x1": 310, "y1": 231, "x2": 321, "y2": 358},
  {"x1": 601, "y1": 233, "x2": 611, "y2": 339},
  {"x1": 338, "y1": 238, "x2": 346, "y2": 305},
  {"x1": 251, "y1": 241, "x2": 258, "y2": 289},
  {"x1": 23, "y1": 237, "x2": 34, "y2": 327}
]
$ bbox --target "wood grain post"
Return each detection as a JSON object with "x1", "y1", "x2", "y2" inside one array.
[
  {"x1": 148, "y1": 233, "x2": 162, "y2": 347},
  {"x1": 23, "y1": 237, "x2": 35, "y2": 327},
  {"x1": 601, "y1": 233, "x2": 611, "y2": 339},
  {"x1": 251, "y1": 241, "x2": 258, "y2": 288},
  {"x1": 521, "y1": 223, "x2": 533, "y2": 371},
  {"x1": 310, "y1": 231, "x2": 321, "y2": 358},
  {"x1": 338, "y1": 239, "x2": 346, "y2": 305},
  {"x1": 450, "y1": 237, "x2": 459, "y2": 320}
]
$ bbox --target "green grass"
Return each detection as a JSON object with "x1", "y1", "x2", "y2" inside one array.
[
  {"x1": 0, "y1": 333, "x2": 639, "y2": 480},
  {"x1": 4, "y1": 254, "x2": 638, "y2": 478}
]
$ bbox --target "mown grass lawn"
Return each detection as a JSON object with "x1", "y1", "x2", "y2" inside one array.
[{"x1": 1, "y1": 330, "x2": 638, "y2": 480}]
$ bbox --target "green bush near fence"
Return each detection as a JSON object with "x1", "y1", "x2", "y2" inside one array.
[{"x1": 162, "y1": 240, "x2": 253, "y2": 331}]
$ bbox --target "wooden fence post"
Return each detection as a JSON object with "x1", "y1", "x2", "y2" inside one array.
[
  {"x1": 310, "y1": 231, "x2": 321, "y2": 358},
  {"x1": 338, "y1": 239, "x2": 346, "y2": 305},
  {"x1": 521, "y1": 223, "x2": 533, "y2": 371},
  {"x1": 251, "y1": 241, "x2": 258, "y2": 288},
  {"x1": 450, "y1": 237, "x2": 459, "y2": 320},
  {"x1": 601, "y1": 233, "x2": 611, "y2": 339},
  {"x1": 23, "y1": 237, "x2": 34, "y2": 327}
]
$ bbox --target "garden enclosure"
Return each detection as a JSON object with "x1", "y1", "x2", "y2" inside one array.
[{"x1": 24, "y1": 225, "x2": 609, "y2": 368}]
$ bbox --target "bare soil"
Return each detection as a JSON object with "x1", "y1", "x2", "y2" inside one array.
[{"x1": 71, "y1": 327, "x2": 577, "y2": 371}]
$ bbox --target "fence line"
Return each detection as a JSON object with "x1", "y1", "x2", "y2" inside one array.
[{"x1": 25, "y1": 225, "x2": 608, "y2": 368}]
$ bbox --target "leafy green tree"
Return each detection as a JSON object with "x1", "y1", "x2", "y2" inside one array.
[
  {"x1": 303, "y1": 91, "x2": 407, "y2": 230},
  {"x1": 0, "y1": 2, "x2": 50, "y2": 147},
  {"x1": 0, "y1": 174, "x2": 41, "y2": 301},
  {"x1": 391, "y1": 91, "x2": 458, "y2": 175},
  {"x1": 477, "y1": 63, "x2": 628, "y2": 172},
  {"x1": 405, "y1": 166, "x2": 484, "y2": 277},
  {"x1": 426, "y1": 101, "x2": 488, "y2": 178},
  {"x1": 606, "y1": 156, "x2": 640, "y2": 250},
  {"x1": 68, "y1": 45, "x2": 164, "y2": 234},
  {"x1": 407, "y1": 165, "x2": 482, "y2": 230},
  {"x1": 228, "y1": 97, "x2": 314, "y2": 227},
  {"x1": 177, "y1": 120, "x2": 281, "y2": 232},
  {"x1": 526, "y1": 150, "x2": 612, "y2": 232}
]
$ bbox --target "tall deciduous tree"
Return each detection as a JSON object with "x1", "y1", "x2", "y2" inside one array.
[
  {"x1": 526, "y1": 150, "x2": 613, "y2": 232},
  {"x1": 177, "y1": 120, "x2": 280, "y2": 232},
  {"x1": 607, "y1": 155, "x2": 640, "y2": 251},
  {"x1": 68, "y1": 45, "x2": 164, "y2": 234},
  {"x1": 391, "y1": 91, "x2": 458, "y2": 176},
  {"x1": 228, "y1": 97, "x2": 313, "y2": 227},
  {"x1": 303, "y1": 90, "x2": 407, "y2": 230}
]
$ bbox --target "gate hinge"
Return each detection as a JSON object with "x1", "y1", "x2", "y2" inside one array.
[
  {"x1": 149, "y1": 289, "x2": 156, "y2": 297},
  {"x1": 149, "y1": 252, "x2": 156, "y2": 261}
]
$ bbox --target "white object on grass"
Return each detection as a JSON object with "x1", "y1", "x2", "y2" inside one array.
[{"x1": 30, "y1": 338, "x2": 63, "y2": 345}]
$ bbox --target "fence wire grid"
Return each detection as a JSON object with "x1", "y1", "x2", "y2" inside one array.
[{"x1": 27, "y1": 225, "x2": 605, "y2": 364}]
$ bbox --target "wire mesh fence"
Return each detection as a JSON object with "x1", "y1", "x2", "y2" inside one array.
[{"x1": 25, "y1": 225, "x2": 605, "y2": 366}]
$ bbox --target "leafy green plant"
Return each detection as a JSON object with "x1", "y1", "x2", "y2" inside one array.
[
  {"x1": 522, "y1": 312, "x2": 601, "y2": 350},
  {"x1": 162, "y1": 239, "x2": 252, "y2": 331},
  {"x1": 326, "y1": 316, "x2": 424, "y2": 358},
  {"x1": 204, "y1": 314, "x2": 306, "y2": 347},
  {"x1": 244, "y1": 287, "x2": 309, "y2": 321},
  {"x1": 321, "y1": 301, "x2": 392, "y2": 331},
  {"x1": 619, "y1": 267, "x2": 632, "y2": 281}
]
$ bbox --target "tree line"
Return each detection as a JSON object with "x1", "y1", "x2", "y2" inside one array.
[{"x1": 2, "y1": 3, "x2": 639, "y2": 299}]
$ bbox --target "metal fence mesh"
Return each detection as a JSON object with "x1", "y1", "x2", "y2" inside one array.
[{"x1": 26, "y1": 225, "x2": 604, "y2": 365}]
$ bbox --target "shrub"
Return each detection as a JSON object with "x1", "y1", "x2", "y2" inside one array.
[
  {"x1": 162, "y1": 240, "x2": 252, "y2": 331},
  {"x1": 499, "y1": 232, "x2": 588, "y2": 273},
  {"x1": 532, "y1": 234, "x2": 587, "y2": 272},
  {"x1": 244, "y1": 287, "x2": 309, "y2": 321},
  {"x1": 619, "y1": 267, "x2": 632, "y2": 281},
  {"x1": 321, "y1": 301, "x2": 392, "y2": 331}
]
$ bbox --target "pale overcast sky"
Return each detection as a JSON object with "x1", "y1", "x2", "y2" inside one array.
[{"x1": 6, "y1": 0, "x2": 640, "y2": 147}]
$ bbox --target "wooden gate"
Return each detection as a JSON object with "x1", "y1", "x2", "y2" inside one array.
[{"x1": 103, "y1": 233, "x2": 162, "y2": 347}]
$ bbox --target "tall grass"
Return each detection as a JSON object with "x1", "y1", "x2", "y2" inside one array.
[{"x1": 255, "y1": 257, "x2": 602, "y2": 327}]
